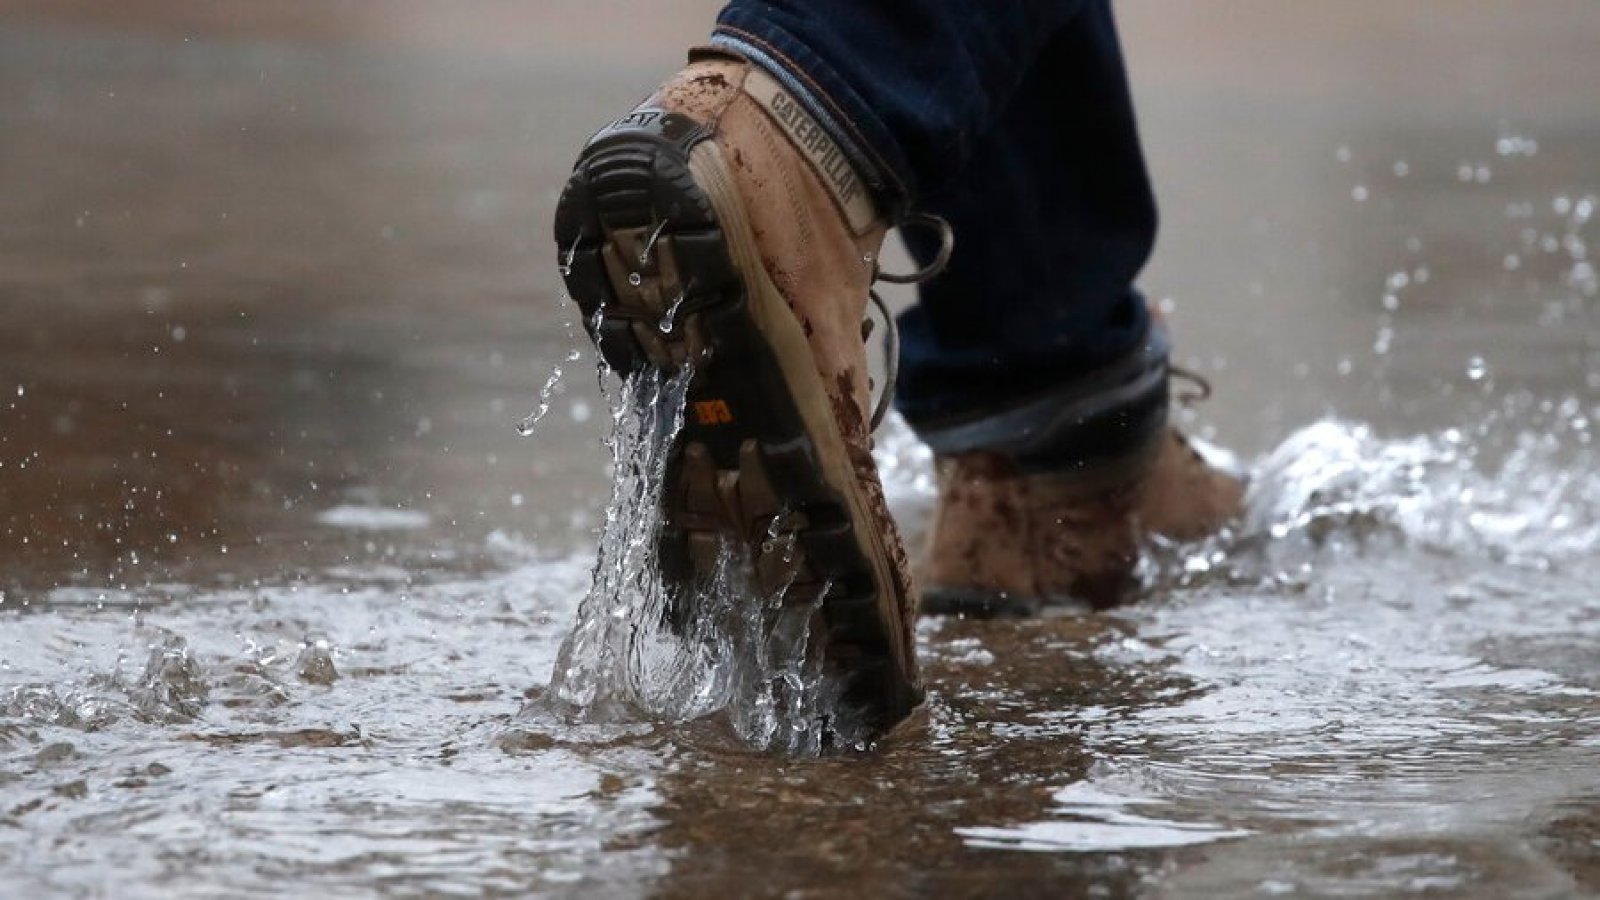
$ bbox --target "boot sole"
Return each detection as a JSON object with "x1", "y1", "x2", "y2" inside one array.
[{"x1": 553, "y1": 129, "x2": 921, "y2": 737}]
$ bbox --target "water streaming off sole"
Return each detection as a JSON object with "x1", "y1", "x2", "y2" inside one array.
[{"x1": 542, "y1": 367, "x2": 843, "y2": 755}]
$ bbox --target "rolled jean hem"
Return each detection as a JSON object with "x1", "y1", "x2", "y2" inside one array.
[{"x1": 903, "y1": 320, "x2": 1169, "y2": 466}]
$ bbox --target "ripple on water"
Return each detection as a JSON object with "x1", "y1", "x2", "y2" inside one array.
[
  {"x1": 956, "y1": 769, "x2": 1251, "y2": 853},
  {"x1": 0, "y1": 552, "x2": 668, "y2": 896},
  {"x1": 5, "y1": 397, "x2": 1600, "y2": 895}
]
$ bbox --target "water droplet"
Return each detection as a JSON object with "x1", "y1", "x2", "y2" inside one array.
[
  {"x1": 1466, "y1": 356, "x2": 1490, "y2": 381},
  {"x1": 1393, "y1": 160, "x2": 1410, "y2": 177},
  {"x1": 628, "y1": 272, "x2": 643, "y2": 287},
  {"x1": 638, "y1": 219, "x2": 669, "y2": 265},
  {"x1": 517, "y1": 365, "x2": 566, "y2": 436},
  {"x1": 658, "y1": 290, "x2": 690, "y2": 334},
  {"x1": 1571, "y1": 261, "x2": 1597, "y2": 294},
  {"x1": 1373, "y1": 327, "x2": 1394, "y2": 355},
  {"x1": 1352, "y1": 185, "x2": 1370, "y2": 202},
  {"x1": 559, "y1": 236, "x2": 580, "y2": 276},
  {"x1": 1496, "y1": 134, "x2": 1539, "y2": 157}
]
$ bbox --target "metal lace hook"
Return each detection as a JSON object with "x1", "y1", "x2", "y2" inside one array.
[
  {"x1": 1169, "y1": 364, "x2": 1213, "y2": 407},
  {"x1": 873, "y1": 212, "x2": 954, "y2": 285},
  {"x1": 863, "y1": 212, "x2": 952, "y2": 432}
]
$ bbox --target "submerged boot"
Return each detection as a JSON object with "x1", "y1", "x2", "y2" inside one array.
[
  {"x1": 917, "y1": 324, "x2": 1244, "y2": 616},
  {"x1": 553, "y1": 52, "x2": 925, "y2": 734}
]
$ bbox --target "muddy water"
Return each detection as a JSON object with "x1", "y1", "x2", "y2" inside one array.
[{"x1": 3, "y1": 5, "x2": 1600, "y2": 898}]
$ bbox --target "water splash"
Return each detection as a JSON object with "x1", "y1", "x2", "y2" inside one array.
[
  {"x1": 1137, "y1": 402, "x2": 1600, "y2": 592},
  {"x1": 558, "y1": 236, "x2": 580, "y2": 277},
  {"x1": 543, "y1": 368, "x2": 840, "y2": 753},
  {"x1": 517, "y1": 351, "x2": 582, "y2": 437}
]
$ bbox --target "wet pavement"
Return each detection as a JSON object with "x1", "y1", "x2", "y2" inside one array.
[{"x1": 2, "y1": 2, "x2": 1599, "y2": 897}]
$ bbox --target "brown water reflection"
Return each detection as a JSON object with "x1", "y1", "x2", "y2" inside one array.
[
  {"x1": 0, "y1": 11, "x2": 650, "y2": 590},
  {"x1": 648, "y1": 616, "x2": 1175, "y2": 899}
]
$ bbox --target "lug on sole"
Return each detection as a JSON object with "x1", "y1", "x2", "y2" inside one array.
[{"x1": 553, "y1": 132, "x2": 918, "y2": 737}]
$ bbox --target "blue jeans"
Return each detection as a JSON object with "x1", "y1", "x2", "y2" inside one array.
[{"x1": 711, "y1": 1, "x2": 1156, "y2": 428}]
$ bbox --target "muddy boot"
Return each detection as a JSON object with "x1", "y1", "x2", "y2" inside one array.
[
  {"x1": 553, "y1": 52, "x2": 930, "y2": 735},
  {"x1": 917, "y1": 324, "x2": 1244, "y2": 617}
]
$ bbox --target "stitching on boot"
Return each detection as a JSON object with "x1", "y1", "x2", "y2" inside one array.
[
  {"x1": 739, "y1": 67, "x2": 876, "y2": 234},
  {"x1": 713, "y1": 25, "x2": 906, "y2": 204}
]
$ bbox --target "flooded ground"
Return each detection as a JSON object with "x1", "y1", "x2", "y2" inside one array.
[{"x1": 2, "y1": 2, "x2": 1599, "y2": 896}]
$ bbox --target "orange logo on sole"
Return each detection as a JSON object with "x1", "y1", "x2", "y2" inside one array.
[{"x1": 693, "y1": 400, "x2": 734, "y2": 425}]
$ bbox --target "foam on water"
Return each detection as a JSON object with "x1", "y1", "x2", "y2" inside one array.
[
  {"x1": 313, "y1": 505, "x2": 432, "y2": 531},
  {"x1": 1144, "y1": 395, "x2": 1600, "y2": 590},
  {"x1": 0, "y1": 548, "x2": 671, "y2": 897}
]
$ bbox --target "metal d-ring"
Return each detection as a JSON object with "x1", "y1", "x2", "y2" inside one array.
[{"x1": 874, "y1": 213, "x2": 954, "y2": 285}]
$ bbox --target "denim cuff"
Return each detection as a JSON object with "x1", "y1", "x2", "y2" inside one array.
[
  {"x1": 908, "y1": 321, "x2": 1171, "y2": 471},
  {"x1": 710, "y1": 12, "x2": 914, "y2": 219}
]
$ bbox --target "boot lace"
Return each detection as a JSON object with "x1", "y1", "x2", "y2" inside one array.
[
  {"x1": 864, "y1": 213, "x2": 954, "y2": 431},
  {"x1": 860, "y1": 219, "x2": 1212, "y2": 430}
]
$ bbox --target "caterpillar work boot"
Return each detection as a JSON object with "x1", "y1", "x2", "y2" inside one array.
[
  {"x1": 917, "y1": 324, "x2": 1244, "y2": 616},
  {"x1": 553, "y1": 52, "x2": 927, "y2": 736}
]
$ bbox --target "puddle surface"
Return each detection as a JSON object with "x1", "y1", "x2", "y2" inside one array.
[{"x1": 4, "y1": 8, "x2": 1600, "y2": 897}]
